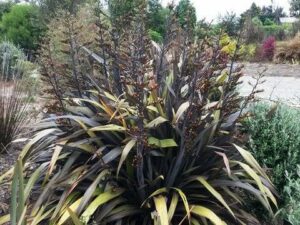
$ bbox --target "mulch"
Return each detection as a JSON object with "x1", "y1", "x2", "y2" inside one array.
[
  {"x1": 0, "y1": 103, "x2": 43, "y2": 217},
  {"x1": 0, "y1": 143, "x2": 22, "y2": 216}
]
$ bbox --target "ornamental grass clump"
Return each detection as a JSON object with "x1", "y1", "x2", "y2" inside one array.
[
  {"x1": 0, "y1": 42, "x2": 30, "y2": 153},
  {"x1": 2, "y1": 4, "x2": 277, "y2": 225},
  {"x1": 0, "y1": 80, "x2": 29, "y2": 152}
]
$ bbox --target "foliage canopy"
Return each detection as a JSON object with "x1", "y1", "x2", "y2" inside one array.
[{"x1": 0, "y1": 4, "x2": 45, "y2": 52}]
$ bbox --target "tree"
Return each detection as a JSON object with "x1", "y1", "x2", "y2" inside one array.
[
  {"x1": 240, "y1": 3, "x2": 261, "y2": 25},
  {"x1": 247, "y1": 3, "x2": 261, "y2": 18},
  {"x1": 175, "y1": 0, "x2": 197, "y2": 29},
  {"x1": 260, "y1": 5, "x2": 285, "y2": 25},
  {"x1": 146, "y1": 0, "x2": 169, "y2": 42},
  {"x1": 290, "y1": 0, "x2": 300, "y2": 17},
  {"x1": 107, "y1": 0, "x2": 136, "y2": 20},
  {"x1": 0, "y1": 1, "x2": 13, "y2": 19},
  {"x1": 0, "y1": 4, "x2": 46, "y2": 52},
  {"x1": 273, "y1": 6, "x2": 286, "y2": 24},
  {"x1": 240, "y1": 3, "x2": 286, "y2": 27},
  {"x1": 35, "y1": 0, "x2": 88, "y2": 17},
  {"x1": 105, "y1": 0, "x2": 167, "y2": 42},
  {"x1": 219, "y1": 12, "x2": 241, "y2": 37},
  {"x1": 260, "y1": 5, "x2": 274, "y2": 23}
]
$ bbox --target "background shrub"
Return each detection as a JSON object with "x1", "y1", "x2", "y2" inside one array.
[
  {"x1": 275, "y1": 34, "x2": 300, "y2": 63},
  {"x1": 0, "y1": 41, "x2": 26, "y2": 80},
  {"x1": 220, "y1": 34, "x2": 258, "y2": 61},
  {"x1": 282, "y1": 166, "x2": 300, "y2": 225},
  {"x1": 243, "y1": 103, "x2": 300, "y2": 223},
  {"x1": 220, "y1": 33, "x2": 237, "y2": 56},
  {"x1": 0, "y1": 40, "x2": 37, "y2": 152},
  {"x1": 244, "y1": 103, "x2": 300, "y2": 192},
  {"x1": 148, "y1": 29, "x2": 163, "y2": 43},
  {"x1": 238, "y1": 43, "x2": 257, "y2": 61},
  {"x1": 262, "y1": 24, "x2": 293, "y2": 41},
  {"x1": 0, "y1": 1, "x2": 13, "y2": 19},
  {"x1": 0, "y1": 4, "x2": 46, "y2": 53},
  {"x1": 261, "y1": 36, "x2": 276, "y2": 61}
]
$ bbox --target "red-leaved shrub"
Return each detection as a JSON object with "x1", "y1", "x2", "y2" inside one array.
[{"x1": 261, "y1": 36, "x2": 276, "y2": 61}]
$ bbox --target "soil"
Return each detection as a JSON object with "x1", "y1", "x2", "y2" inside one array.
[
  {"x1": 0, "y1": 143, "x2": 22, "y2": 216},
  {"x1": 0, "y1": 102, "x2": 42, "y2": 217}
]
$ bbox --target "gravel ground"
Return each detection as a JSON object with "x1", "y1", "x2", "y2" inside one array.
[
  {"x1": 241, "y1": 63, "x2": 300, "y2": 107},
  {"x1": 243, "y1": 62, "x2": 300, "y2": 77}
]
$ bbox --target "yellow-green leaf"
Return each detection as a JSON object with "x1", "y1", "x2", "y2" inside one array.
[
  {"x1": 148, "y1": 137, "x2": 177, "y2": 148},
  {"x1": 45, "y1": 140, "x2": 68, "y2": 184},
  {"x1": 191, "y1": 205, "x2": 226, "y2": 225},
  {"x1": 142, "y1": 188, "x2": 168, "y2": 207},
  {"x1": 196, "y1": 177, "x2": 234, "y2": 217},
  {"x1": 172, "y1": 188, "x2": 191, "y2": 221},
  {"x1": 234, "y1": 144, "x2": 271, "y2": 183},
  {"x1": 66, "y1": 207, "x2": 83, "y2": 225},
  {"x1": 173, "y1": 102, "x2": 190, "y2": 124},
  {"x1": 235, "y1": 161, "x2": 272, "y2": 209},
  {"x1": 168, "y1": 193, "x2": 178, "y2": 221},
  {"x1": 147, "y1": 105, "x2": 159, "y2": 113},
  {"x1": 154, "y1": 195, "x2": 169, "y2": 225},
  {"x1": 0, "y1": 215, "x2": 10, "y2": 225},
  {"x1": 216, "y1": 72, "x2": 228, "y2": 84},
  {"x1": 57, "y1": 198, "x2": 82, "y2": 225},
  {"x1": 81, "y1": 189, "x2": 124, "y2": 224},
  {"x1": 117, "y1": 139, "x2": 137, "y2": 175},
  {"x1": 104, "y1": 91, "x2": 118, "y2": 102},
  {"x1": 145, "y1": 117, "x2": 168, "y2": 128},
  {"x1": 89, "y1": 124, "x2": 126, "y2": 132},
  {"x1": 237, "y1": 161, "x2": 277, "y2": 208}
]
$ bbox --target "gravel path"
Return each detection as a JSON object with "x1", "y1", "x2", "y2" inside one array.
[
  {"x1": 240, "y1": 63, "x2": 300, "y2": 106},
  {"x1": 243, "y1": 62, "x2": 300, "y2": 77}
]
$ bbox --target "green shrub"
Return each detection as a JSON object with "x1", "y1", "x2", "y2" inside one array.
[
  {"x1": 238, "y1": 44, "x2": 257, "y2": 61},
  {"x1": 0, "y1": 41, "x2": 39, "y2": 97},
  {"x1": 0, "y1": 41, "x2": 26, "y2": 80},
  {"x1": 262, "y1": 24, "x2": 292, "y2": 41},
  {"x1": 0, "y1": 4, "x2": 46, "y2": 51},
  {"x1": 243, "y1": 103, "x2": 300, "y2": 224},
  {"x1": 148, "y1": 29, "x2": 163, "y2": 43},
  {"x1": 220, "y1": 33, "x2": 237, "y2": 56},
  {"x1": 282, "y1": 166, "x2": 300, "y2": 225},
  {"x1": 244, "y1": 103, "x2": 300, "y2": 193},
  {"x1": 220, "y1": 34, "x2": 257, "y2": 61},
  {"x1": 0, "y1": 1, "x2": 13, "y2": 18}
]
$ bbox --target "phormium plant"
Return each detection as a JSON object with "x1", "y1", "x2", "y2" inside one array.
[{"x1": 1, "y1": 3, "x2": 277, "y2": 225}]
